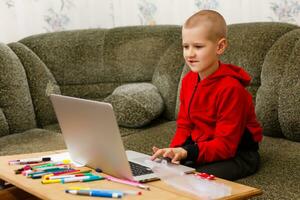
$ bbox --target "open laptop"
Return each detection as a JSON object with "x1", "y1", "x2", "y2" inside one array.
[{"x1": 50, "y1": 94, "x2": 194, "y2": 182}]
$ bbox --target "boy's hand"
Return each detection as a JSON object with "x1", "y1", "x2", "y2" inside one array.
[{"x1": 150, "y1": 146, "x2": 187, "y2": 164}]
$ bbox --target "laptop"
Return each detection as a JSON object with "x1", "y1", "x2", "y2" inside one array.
[{"x1": 50, "y1": 94, "x2": 195, "y2": 182}]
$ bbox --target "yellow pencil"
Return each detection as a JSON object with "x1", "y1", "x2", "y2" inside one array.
[{"x1": 68, "y1": 187, "x2": 90, "y2": 190}]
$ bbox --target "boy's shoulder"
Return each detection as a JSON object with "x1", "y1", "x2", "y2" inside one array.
[
  {"x1": 215, "y1": 76, "x2": 252, "y2": 103},
  {"x1": 218, "y1": 76, "x2": 245, "y2": 89}
]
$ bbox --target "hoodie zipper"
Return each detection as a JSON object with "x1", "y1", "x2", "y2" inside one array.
[{"x1": 188, "y1": 83, "x2": 198, "y2": 120}]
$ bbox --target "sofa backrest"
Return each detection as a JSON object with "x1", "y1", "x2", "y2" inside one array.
[
  {"x1": 222, "y1": 22, "x2": 298, "y2": 101},
  {"x1": 0, "y1": 23, "x2": 299, "y2": 142},
  {"x1": 8, "y1": 26, "x2": 183, "y2": 128}
]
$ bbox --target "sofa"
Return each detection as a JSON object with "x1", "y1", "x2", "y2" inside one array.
[{"x1": 0, "y1": 22, "x2": 299, "y2": 199}]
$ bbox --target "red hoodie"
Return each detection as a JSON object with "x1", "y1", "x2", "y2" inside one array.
[{"x1": 170, "y1": 62, "x2": 263, "y2": 164}]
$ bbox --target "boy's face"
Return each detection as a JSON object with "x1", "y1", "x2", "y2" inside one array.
[{"x1": 182, "y1": 26, "x2": 226, "y2": 77}]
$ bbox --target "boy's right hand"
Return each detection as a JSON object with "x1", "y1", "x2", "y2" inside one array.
[{"x1": 150, "y1": 146, "x2": 187, "y2": 164}]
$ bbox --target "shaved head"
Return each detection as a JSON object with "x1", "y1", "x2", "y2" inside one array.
[{"x1": 183, "y1": 10, "x2": 227, "y2": 41}]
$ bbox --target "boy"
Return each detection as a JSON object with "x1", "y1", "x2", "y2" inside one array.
[{"x1": 151, "y1": 10, "x2": 263, "y2": 181}]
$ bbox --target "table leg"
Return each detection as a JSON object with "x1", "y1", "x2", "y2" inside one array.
[
  {"x1": 0, "y1": 179, "x2": 5, "y2": 189},
  {"x1": 0, "y1": 186, "x2": 40, "y2": 200}
]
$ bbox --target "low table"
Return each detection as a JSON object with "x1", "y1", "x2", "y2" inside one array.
[{"x1": 0, "y1": 150, "x2": 262, "y2": 200}]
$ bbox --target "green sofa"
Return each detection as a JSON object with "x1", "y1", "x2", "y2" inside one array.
[{"x1": 0, "y1": 22, "x2": 299, "y2": 199}]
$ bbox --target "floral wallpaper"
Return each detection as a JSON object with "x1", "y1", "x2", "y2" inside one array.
[
  {"x1": 270, "y1": 0, "x2": 300, "y2": 23},
  {"x1": 4, "y1": 0, "x2": 13, "y2": 8},
  {"x1": 1, "y1": 0, "x2": 300, "y2": 43},
  {"x1": 195, "y1": 0, "x2": 219, "y2": 10},
  {"x1": 138, "y1": 0, "x2": 157, "y2": 25},
  {"x1": 43, "y1": 0, "x2": 74, "y2": 31}
]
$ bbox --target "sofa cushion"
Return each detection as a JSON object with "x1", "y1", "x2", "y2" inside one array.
[
  {"x1": 0, "y1": 43, "x2": 36, "y2": 135},
  {"x1": 152, "y1": 38, "x2": 185, "y2": 120},
  {"x1": 278, "y1": 29, "x2": 300, "y2": 142},
  {"x1": 0, "y1": 129, "x2": 65, "y2": 156},
  {"x1": 8, "y1": 42, "x2": 61, "y2": 127},
  {"x1": 256, "y1": 29, "x2": 300, "y2": 141},
  {"x1": 104, "y1": 83, "x2": 164, "y2": 128},
  {"x1": 175, "y1": 64, "x2": 190, "y2": 119}
]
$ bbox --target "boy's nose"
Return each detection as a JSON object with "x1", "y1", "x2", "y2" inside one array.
[{"x1": 186, "y1": 49, "x2": 196, "y2": 57}]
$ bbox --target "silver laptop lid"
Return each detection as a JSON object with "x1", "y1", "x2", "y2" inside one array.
[{"x1": 50, "y1": 94, "x2": 135, "y2": 181}]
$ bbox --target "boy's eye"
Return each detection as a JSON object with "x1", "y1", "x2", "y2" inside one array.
[
  {"x1": 182, "y1": 45, "x2": 189, "y2": 49},
  {"x1": 195, "y1": 45, "x2": 203, "y2": 49}
]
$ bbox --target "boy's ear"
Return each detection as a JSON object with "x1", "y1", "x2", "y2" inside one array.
[{"x1": 216, "y1": 38, "x2": 227, "y2": 55}]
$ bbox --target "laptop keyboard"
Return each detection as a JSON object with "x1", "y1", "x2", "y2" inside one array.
[{"x1": 129, "y1": 161, "x2": 153, "y2": 176}]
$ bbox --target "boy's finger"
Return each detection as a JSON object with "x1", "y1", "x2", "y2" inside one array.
[
  {"x1": 172, "y1": 160, "x2": 180, "y2": 165},
  {"x1": 151, "y1": 149, "x2": 165, "y2": 160},
  {"x1": 163, "y1": 149, "x2": 175, "y2": 158},
  {"x1": 171, "y1": 154, "x2": 180, "y2": 164},
  {"x1": 162, "y1": 149, "x2": 171, "y2": 158},
  {"x1": 163, "y1": 149, "x2": 174, "y2": 158}
]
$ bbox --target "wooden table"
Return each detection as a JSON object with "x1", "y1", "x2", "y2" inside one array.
[{"x1": 0, "y1": 150, "x2": 262, "y2": 200}]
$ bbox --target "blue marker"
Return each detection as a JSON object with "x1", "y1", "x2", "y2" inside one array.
[{"x1": 66, "y1": 189, "x2": 123, "y2": 198}]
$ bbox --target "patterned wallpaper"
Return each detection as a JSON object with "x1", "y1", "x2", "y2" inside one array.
[{"x1": 1, "y1": 0, "x2": 300, "y2": 43}]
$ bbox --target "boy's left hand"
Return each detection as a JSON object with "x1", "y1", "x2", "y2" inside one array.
[{"x1": 150, "y1": 146, "x2": 187, "y2": 164}]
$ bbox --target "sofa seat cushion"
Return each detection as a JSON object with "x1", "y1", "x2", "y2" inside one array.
[
  {"x1": 43, "y1": 122, "x2": 153, "y2": 137},
  {"x1": 122, "y1": 121, "x2": 176, "y2": 154},
  {"x1": 43, "y1": 123, "x2": 61, "y2": 133},
  {"x1": 0, "y1": 119, "x2": 170, "y2": 156},
  {"x1": 0, "y1": 129, "x2": 66, "y2": 156},
  {"x1": 237, "y1": 136, "x2": 300, "y2": 200},
  {"x1": 104, "y1": 83, "x2": 164, "y2": 128}
]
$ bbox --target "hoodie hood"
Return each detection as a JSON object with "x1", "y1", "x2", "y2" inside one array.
[{"x1": 201, "y1": 62, "x2": 252, "y2": 87}]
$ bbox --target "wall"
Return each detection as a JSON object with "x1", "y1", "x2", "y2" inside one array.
[{"x1": 1, "y1": 0, "x2": 299, "y2": 43}]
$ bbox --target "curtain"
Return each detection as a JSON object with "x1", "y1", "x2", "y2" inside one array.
[{"x1": 1, "y1": 0, "x2": 299, "y2": 43}]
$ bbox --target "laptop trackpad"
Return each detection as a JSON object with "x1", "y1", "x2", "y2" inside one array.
[
  {"x1": 126, "y1": 150, "x2": 152, "y2": 166},
  {"x1": 126, "y1": 150, "x2": 195, "y2": 174}
]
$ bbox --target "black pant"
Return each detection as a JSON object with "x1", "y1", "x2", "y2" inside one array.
[
  {"x1": 195, "y1": 150, "x2": 260, "y2": 181},
  {"x1": 183, "y1": 129, "x2": 260, "y2": 181}
]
